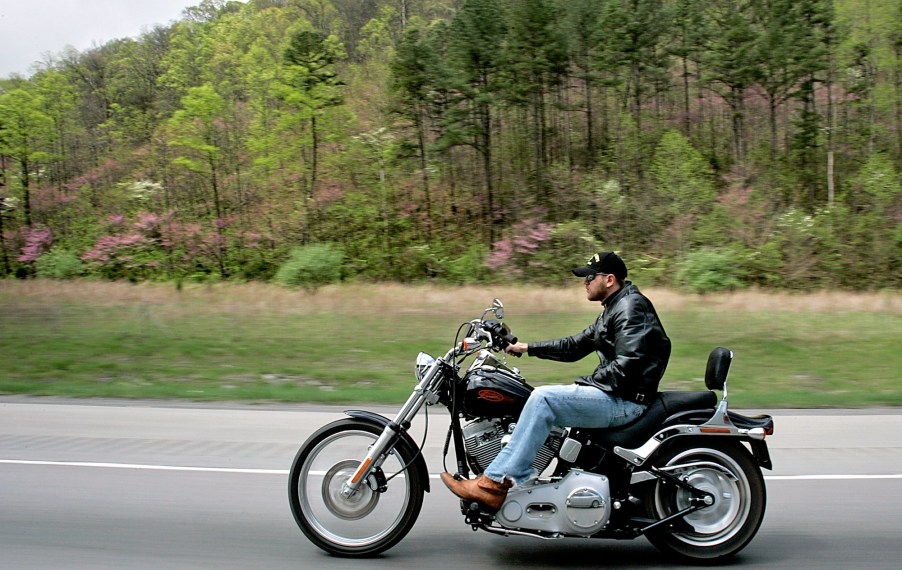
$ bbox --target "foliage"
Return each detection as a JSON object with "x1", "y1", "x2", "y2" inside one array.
[
  {"x1": 676, "y1": 248, "x2": 745, "y2": 294},
  {"x1": 0, "y1": 0, "x2": 899, "y2": 291},
  {"x1": 81, "y1": 232, "x2": 163, "y2": 281},
  {"x1": 18, "y1": 225, "x2": 54, "y2": 263},
  {"x1": 35, "y1": 248, "x2": 85, "y2": 279},
  {"x1": 273, "y1": 243, "x2": 344, "y2": 290},
  {"x1": 484, "y1": 218, "x2": 554, "y2": 281},
  {"x1": 650, "y1": 131, "x2": 716, "y2": 254}
]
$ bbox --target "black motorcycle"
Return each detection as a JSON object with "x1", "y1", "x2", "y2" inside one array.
[{"x1": 289, "y1": 300, "x2": 774, "y2": 561}]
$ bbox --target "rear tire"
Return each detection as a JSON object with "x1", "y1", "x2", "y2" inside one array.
[{"x1": 643, "y1": 440, "x2": 766, "y2": 562}]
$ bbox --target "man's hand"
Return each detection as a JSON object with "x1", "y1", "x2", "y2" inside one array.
[{"x1": 505, "y1": 342, "x2": 528, "y2": 356}]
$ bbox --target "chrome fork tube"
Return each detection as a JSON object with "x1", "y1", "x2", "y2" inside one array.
[{"x1": 341, "y1": 352, "x2": 453, "y2": 497}]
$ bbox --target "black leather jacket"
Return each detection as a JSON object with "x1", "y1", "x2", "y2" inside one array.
[{"x1": 526, "y1": 282, "x2": 671, "y2": 403}]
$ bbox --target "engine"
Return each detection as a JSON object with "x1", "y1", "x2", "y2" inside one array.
[
  {"x1": 462, "y1": 418, "x2": 612, "y2": 536},
  {"x1": 495, "y1": 470, "x2": 613, "y2": 536},
  {"x1": 462, "y1": 418, "x2": 565, "y2": 476}
]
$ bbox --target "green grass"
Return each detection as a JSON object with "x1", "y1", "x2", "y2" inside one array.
[{"x1": 1, "y1": 280, "x2": 900, "y2": 407}]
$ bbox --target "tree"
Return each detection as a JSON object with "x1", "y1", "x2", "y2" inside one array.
[
  {"x1": 390, "y1": 26, "x2": 443, "y2": 240},
  {"x1": 696, "y1": 0, "x2": 762, "y2": 171},
  {"x1": 0, "y1": 88, "x2": 53, "y2": 227},
  {"x1": 891, "y1": 1, "x2": 902, "y2": 165},
  {"x1": 650, "y1": 130, "x2": 716, "y2": 254},
  {"x1": 444, "y1": 0, "x2": 508, "y2": 245},
  {"x1": 282, "y1": 29, "x2": 346, "y2": 242},
  {"x1": 559, "y1": 0, "x2": 603, "y2": 167},
  {"x1": 33, "y1": 69, "x2": 79, "y2": 186},
  {"x1": 504, "y1": 0, "x2": 568, "y2": 206},
  {"x1": 166, "y1": 84, "x2": 231, "y2": 277},
  {"x1": 669, "y1": 0, "x2": 707, "y2": 137},
  {"x1": 592, "y1": 0, "x2": 673, "y2": 186}
]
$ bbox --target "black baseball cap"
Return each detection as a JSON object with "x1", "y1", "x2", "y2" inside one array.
[{"x1": 571, "y1": 252, "x2": 628, "y2": 281}]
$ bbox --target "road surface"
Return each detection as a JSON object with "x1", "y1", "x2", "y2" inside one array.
[{"x1": 2, "y1": 398, "x2": 901, "y2": 569}]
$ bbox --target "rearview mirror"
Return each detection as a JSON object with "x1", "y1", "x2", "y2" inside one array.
[{"x1": 492, "y1": 299, "x2": 504, "y2": 320}]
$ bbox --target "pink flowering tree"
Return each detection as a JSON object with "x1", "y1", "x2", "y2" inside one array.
[
  {"x1": 81, "y1": 210, "x2": 249, "y2": 281},
  {"x1": 484, "y1": 219, "x2": 600, "y2": 284},
  {"x1": 81, "y1": 233, "x2": 162, "y2": 280},
  {"x1": 18, "y1": 225, "x2": 53, "y2": 263},
  {"x1": 81, "y1": 212, "x2": 169, "y2": 280},
  {"x1": 484, "y1": 219, "x2": 554, "y2": 280}
]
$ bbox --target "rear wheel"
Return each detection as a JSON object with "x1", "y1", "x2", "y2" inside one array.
[
  {"x1": 288, "y1": 418, "x2": 424, "y2": 557},
  {"x1": 643, "y1": 440, "x2": 766, "y2": 562}
]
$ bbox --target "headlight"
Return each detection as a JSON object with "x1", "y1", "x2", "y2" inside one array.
[{"x1": 415, "y1": 352, "x2": 436, "y2": 381}]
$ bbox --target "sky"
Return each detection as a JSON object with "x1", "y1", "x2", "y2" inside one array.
[{"x1": 0, "y1": 0, "x2": 206, "y2": 77}]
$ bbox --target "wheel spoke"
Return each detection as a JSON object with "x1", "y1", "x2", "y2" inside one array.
[
  {"x1": 655, "y1": 448, "x2": 752, "y2": 547},
  {"x1": 289, "y1": 420, "x2": 424, "y2": 556},
  {"x1": 298, "y1": 430, "x2": 410, "y2": 546}
]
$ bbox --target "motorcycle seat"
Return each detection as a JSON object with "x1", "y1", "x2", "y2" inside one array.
[
  {"x1": 581, "y1": 391, "x2": 717, "y2": 450},
  {"x1": 728, "y1": 411, "x2": 775, "y2": 434}
]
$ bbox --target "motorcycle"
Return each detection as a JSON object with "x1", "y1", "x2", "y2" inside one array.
[{"x1": 288, "y1": 300, "x2": 774, "y2": 561}]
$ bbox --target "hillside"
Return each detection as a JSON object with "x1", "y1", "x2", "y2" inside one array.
[{"x1": 1, "y1": 0, "x2": 900, "y2": 290}]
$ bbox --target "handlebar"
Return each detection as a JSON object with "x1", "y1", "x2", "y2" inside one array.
[{"x1": 483, "y1": 320, "x2": 521, "y2": 357}]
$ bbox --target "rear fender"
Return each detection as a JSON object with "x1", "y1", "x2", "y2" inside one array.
[
  {"x1": 345, "y1": 410, "x2": 431, "y2": 493},
  {"x1": 616, "y1": 425, "x2": 773, "y2": 471},
  {"x1": 655, "y1": 410, "x2": 773, "y2": 470}
]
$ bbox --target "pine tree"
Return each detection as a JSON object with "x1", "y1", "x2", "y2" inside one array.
[
  {"x1": 504, "y1": 0, "x2": 568, "y2": 205},
  {"x1": 444, "y1": 0, "x2": 508, "y2": 245}
]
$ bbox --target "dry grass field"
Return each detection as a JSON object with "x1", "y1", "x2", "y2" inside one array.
[{"x1": 6, "y1": 278, "x2": 900, "y2": 314}]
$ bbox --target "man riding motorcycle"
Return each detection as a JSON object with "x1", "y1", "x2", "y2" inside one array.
[{"x1": 441, "y1": 251, "x2": 672, "y2": 510}]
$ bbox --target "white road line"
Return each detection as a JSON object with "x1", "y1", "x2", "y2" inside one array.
[
  {"x1": 2, "y1": 459, "x2": 902, "y2": 480},
  {"x1": 765, "y1": 474, "x2": 902, "y2": 480},
  {"x1": 0, "y1": 459, "x2": 288, "y2": 474}
]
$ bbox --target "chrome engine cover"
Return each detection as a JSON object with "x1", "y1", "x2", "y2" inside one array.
[
  {"x1": 495, "y1": 470, "x2": 611, "y2": 536},
  {"x1": 463, "y1": 419, "x2": 563, "y2": 476}
]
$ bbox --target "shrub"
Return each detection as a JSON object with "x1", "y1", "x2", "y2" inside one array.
[
  {"x1": 35, "y1": 249, "x2": 86, "y2": 279},
  {"x1": 676, "y1": 248, "x2": 744, "y2": 294},
  {"x1": 484, "y1": 219, "x2": 554, "y2": 281},
  {"x1": 445, "y1": 243, "x2": 490, "y2": 284},
  {"x1": 81, "y1": 233, "x2": 163, "y2": 280},
  {"x1": 274, "y1": 243, "x2": 344, "y2": 290}
]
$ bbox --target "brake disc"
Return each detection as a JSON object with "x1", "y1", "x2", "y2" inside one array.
[{"x1": 321, "y1": 460, "x2": 380, "y2": 520}]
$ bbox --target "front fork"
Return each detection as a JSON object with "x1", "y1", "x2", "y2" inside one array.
[{"x1": 340, "y1": 356, "x2": 450, "y2": 498}]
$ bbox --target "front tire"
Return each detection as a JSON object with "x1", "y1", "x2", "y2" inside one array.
[
  {"x1": 643, "y1": 440, "x2": 766, "y2": 562},
  {"x1": 288, "y1": 418, "x2": 424, "y2": 557}
]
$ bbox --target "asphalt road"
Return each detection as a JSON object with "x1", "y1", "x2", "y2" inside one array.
[{"x1": 2, "y1": 398, "x2": 901, "y2": 569}]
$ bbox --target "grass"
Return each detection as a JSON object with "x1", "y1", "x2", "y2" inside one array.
[{"x1": 1, "y1": 280, "x2": 900, "y2": 407}]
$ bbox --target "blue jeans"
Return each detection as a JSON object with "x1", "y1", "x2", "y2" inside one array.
[{"x1": 484, "y1": 384, "x2": 646, "y2": 485}]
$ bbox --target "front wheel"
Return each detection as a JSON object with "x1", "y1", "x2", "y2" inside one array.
[
  {"x1": 643, "y1": 440, "x2": 766, "y2": 562},
  {"x1": 288, "y1": 418, "x2": 424, "y2": 557}
]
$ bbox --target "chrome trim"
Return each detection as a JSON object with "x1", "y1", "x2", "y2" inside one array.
[
  {"x1": 614, "y1": 425, "x2": 701, "y2": 466},
  {"x1": 478, "y1": 525, "x2": 564, "y2": 540},
  {"x1": 629, "y1": 470, "x2": 657, "y2": 485},
  {"x1": 702, "y1": 397, "x2": 736, "y2": 430},
  {"x1": 558, "y1": 438, "x2": 582, "y2": 463},
  {"x1": 615, "y1": 407, "x2": 763, "y2": 467},
  {"x1": 659, "y1": 461, "x2": 740, "y2": 482}
]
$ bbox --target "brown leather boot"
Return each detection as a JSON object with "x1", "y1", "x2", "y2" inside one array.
[{"x1": 440, "y1": 473, "x2": 512, "y2": 512}]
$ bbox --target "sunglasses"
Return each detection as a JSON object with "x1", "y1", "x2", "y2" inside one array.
[{"x1": 584, "y1": 272, "x2": 610, "y2": 284}]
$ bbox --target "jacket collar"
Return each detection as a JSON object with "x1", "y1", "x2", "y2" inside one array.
[{"x1": 602, "y1": 281, "x2": 636, "y2": 308}]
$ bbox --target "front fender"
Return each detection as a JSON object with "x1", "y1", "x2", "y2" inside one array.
[{"x1": 345, "y1": 410, "x2": 431, "y2": 493}]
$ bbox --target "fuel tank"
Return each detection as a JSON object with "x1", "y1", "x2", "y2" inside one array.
[{"x1": 463, "y1": 363, "x2": 533, "y2": 419}]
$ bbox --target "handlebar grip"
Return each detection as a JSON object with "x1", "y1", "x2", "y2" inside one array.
[
  {"x1": 486, "y1": 320, "x2": 521, "y2": 357},
  {"x1": 503, "y1": 333, "x2": 521, "y2": 357}
]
